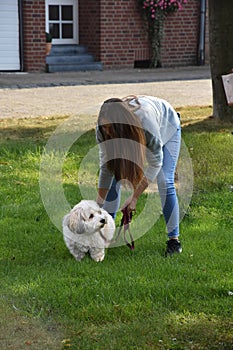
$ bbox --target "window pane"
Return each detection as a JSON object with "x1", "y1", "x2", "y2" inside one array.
[
  {"x1": 50, "y1": 23, "x2": 60, "y2": 39},
  {"x1": 62, "y1": 6, "x2": 73, "y2": 20},
  {"x1": 49, "y1": 5, "x2": 59, "y2": 20},
  {"x1": 62, "y1": 24, "x2": 73, "y2": 38}
]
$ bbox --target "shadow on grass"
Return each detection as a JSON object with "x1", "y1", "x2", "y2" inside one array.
[
  {"x1": 176, "y1": 105, "x2": 233, "y2": 133},
  {"x1": 0, "y1": 117, "x2": 97, "y2": 158},
  {"x1": 183, "y1": 116, "x2": 233, "y2": 133},
  {"x1": 71, "y1": 311, "x2": 233, "y2": 350},
  {"x1": 0, "y1": 116, "x2": 68, "y2": 143},
  {"x1": 1, "y1": 111, "x2": 233, "y2": 350},
  {"x1": 1, "y1": 109, "x2": 233, "y2": 144},
  {"x1": 0, "y1": 302, "x2": 62, "y2": 350}
]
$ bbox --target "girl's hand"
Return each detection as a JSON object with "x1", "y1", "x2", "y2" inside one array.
[
  {"x1": 121, "y1": 176, "x2": 148, "y2": 213},
  {"x1": 121, "y1": 195, "x2": 137, "y2": 213}
]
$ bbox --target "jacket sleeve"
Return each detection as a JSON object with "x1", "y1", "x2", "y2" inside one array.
[{"x1": 144, "y1": 130, "x2": 163, "y2": 182}]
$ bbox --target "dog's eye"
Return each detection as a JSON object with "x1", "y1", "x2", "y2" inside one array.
[{"x1": 89, "y1": 213, "x2": 94, "y2": 219}]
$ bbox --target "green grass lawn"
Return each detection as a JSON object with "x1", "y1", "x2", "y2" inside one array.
[{"x1": 0, "y1": 107, "x2": 233, "y2": 350}]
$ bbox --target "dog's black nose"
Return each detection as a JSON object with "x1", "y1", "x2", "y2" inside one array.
[{"x1": 100, "y1": 218, "x2": 106, "y2": 224}]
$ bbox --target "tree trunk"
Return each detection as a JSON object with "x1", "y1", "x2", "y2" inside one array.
[{"x1": 208, "y1": 0, "x2": 233, "y2": 121}]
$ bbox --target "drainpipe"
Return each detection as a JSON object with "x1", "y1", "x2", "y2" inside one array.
[
  {"x1": 18, "y1": 0, "x2": 24, "y2": 71},
  {"x1": 198, "y1": 0, "x2": 206, "y2": 65}
]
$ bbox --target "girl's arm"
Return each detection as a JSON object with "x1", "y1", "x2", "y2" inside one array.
[
  {"x1": 121, "y1": 176, "x2": 149, "y2": 212},
  {"x1": 96, "y1": 187, "x2": 109, "y2": 207}
]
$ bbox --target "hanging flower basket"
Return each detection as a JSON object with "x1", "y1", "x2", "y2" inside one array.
[{"x1": 138, "y1": 0, "x2": 187, "y2": 68}]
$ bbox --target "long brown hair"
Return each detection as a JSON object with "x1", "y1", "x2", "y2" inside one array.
[{"x1": 98, "y1": 97, "x2": 146, "y2": 189}]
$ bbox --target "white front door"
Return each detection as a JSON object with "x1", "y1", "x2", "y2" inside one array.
[{"x1": 45, "y1": 0, "x2": 78, "y2": 45}]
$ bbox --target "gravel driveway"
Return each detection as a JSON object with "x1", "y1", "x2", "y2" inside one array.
[{"x1": 0, "y1": 66, "x2": 212, "y2": 119}]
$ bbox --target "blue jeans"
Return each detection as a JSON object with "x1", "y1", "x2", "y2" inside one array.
[
  {"x1": 157, "y1": 126, "x2": 181, "y2": 238},
  {"x1": 103, "y1": 126, "x2": 181, "y2": 238}
]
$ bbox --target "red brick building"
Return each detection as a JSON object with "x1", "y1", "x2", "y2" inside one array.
[{"x1": 0, "y1": 0, "x2": 208, "y2": 72}]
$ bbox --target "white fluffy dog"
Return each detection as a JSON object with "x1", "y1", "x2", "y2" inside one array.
[{"x1": 62, "y1": 200, "x2": 115, "y2": 262}]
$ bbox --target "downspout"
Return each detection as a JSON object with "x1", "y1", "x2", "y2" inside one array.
[
  {"x1": 198, "y1": 0, "x2": 206, "y2": 65},
  {"x1": 18, "y1": 0, "x2": 24, "y2": 71}
]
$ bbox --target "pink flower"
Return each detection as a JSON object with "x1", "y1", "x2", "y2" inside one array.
[{"x1": 141, "y1": 0, "x2": 187, "y2": 16}]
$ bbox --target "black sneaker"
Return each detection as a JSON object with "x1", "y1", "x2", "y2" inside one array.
[{"x1": 165, "y1": 239, "x2": 182, "y2": 257}]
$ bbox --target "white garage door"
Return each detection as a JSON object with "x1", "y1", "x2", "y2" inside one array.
[{"x1": 0, "y1": 1, "x2": 20, "y2": 71}]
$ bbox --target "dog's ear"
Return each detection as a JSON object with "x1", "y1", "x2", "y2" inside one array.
[{"x1": 68, "y1": 208, "x2": 85, "y2": 234}]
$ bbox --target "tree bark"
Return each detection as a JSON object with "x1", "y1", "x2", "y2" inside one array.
[{"x1": 208, "y1": 0, "x2": 233, "y2": 121}]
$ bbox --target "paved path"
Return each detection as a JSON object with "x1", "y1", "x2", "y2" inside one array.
[{"x1": 0, "y1": 66, "x2": 212, "y2": 119}]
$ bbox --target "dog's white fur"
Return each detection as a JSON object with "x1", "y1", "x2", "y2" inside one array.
[{"x1": 62, "y1": 200, "x2": 115, "y2": 262}]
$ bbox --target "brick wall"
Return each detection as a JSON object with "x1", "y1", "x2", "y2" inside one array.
[
  {"x1": 79, "y1": 0, "x2": 101, "y2": 60},
  {"x1": 23, "y1": 0, "x2": 46, "y2": 72},
  {"x1": 99, "y1": 0, "x2": 148, "y2": 68},
  {"x1": 161, "y1": 0, "x2": 200, "y2": 67},
  {"x1": 80, "y1": 0, "x2": 200, "y2": 69},
  {"x1": 22, "y1": 0, "x2": 203, "y2": 71}
]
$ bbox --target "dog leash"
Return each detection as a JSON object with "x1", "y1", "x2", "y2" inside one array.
[{"x1": 115, "y1": 207, "x2": 135, "y2": 250}]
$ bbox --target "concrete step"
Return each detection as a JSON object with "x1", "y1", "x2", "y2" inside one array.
[
  {"x1": 47, "y1": 62, "x2": 103, "y2": 73},
  {"x1": 46, "y1": 54, "x2": 95, "y2": 65},
  {"x1": 49, "y1": 44, "x2": 88, "y2": 55},
  {"x1": 46, "y1": 44, "x2": 103, "y2": 72}
]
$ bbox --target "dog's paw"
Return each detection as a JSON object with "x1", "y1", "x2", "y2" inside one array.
[
  {"x1": 74, "y1": 252, "x2": 86, "y2": 261},
  {"x1": 89, "y1": 248, "x2": 105, "y2": 262},
  {"x1": 92, "y1": 254, "x2": 105, "y2": 262}
]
